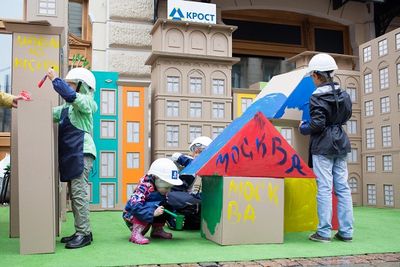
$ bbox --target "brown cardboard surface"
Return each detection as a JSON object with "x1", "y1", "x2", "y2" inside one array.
[
  {"x1": 204, "y1": 176, "x2": 284, "y2": 245},
  {"x1": 17, "y1": 100, "x2": 55, "y2": 254},
  {"x1": 11, "y1": 31, "x2": 60, "y2": 252}
]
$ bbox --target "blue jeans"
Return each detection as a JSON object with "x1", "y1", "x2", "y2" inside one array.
[{"x1": 312, "y1": 154, "x2": 354, "y2": 238}]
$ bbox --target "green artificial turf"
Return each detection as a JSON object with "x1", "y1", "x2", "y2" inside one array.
[{"x1": 1, "y1": 206, "x2": 399, "y2": 267}]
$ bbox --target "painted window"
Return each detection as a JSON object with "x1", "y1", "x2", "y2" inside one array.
[
  {"x1": 127, "y1": 122, "x2": 139, "y2": 143},
  {"x1": 280, "y1": 128, "x2": 293, "y2": 146},
  {"x1": 189, "y1": 102, "x2": 202, "y2": 118},
  {"x1": 380, "y1": 96, "x2": 390, "y2": 113},
  {"x1": 347, "y1": 148, "x2": 358, "y2": 163},
  {"x1": 397, "y1": 63, "x2": 400, "y2": 85},
  {"x1": 348, "y1": 177, "x2": 358, "y2": 193},
  {"x1": 367, "y1": 184, "x2": 376, "y2": 205},
  {"x1": 100, "y1": 184, "x2": 115, "y2": 209},
  {"x1": 100, "y1": 120, "x2": 116, "y2": 139},
  {"x1": 382, "y1": 126, "x2": 392, "y2": 147},
  {"x1": 398, "y1": 94, "x2": 400, "y2": 109},
  {"x1": 127, "y1": 152, "x2": 140, "y2": 169},
  {"x1": 378, "y1": 39, "x2": 388, "y2": 56},
  {"x1": 396, "y1": 33, "x2": 400, "y2": 50},
  {"x1": 366, "y1": 156, "x2": 375, "y2": 172},
  {"x1": 383, "y1": 155, "x2": 392, "y2": 171},
  {"x1": 166, "y1": 101, "x2": 179, "y2": 117},
  {"x1": 101, "y1": 89, "x2": 116, "y2": 115},
  {"x1": 127, "y1": 184, "x2": 135, "y2": 200},
  {"x1": 190, "y1": 77, "x2": 202, "y2": 94},
  {"x1": 364, "y1": 73, "x2": 372, "y2": 94},
  {"x1": 363, "y1": 46, "x2": 371, "y2": 62},
  {"x1": 241, "y1": 97, "x2": 253, "y2": 113},
  {"x1": 346, "y1": 120, "x2": 357, "y2": 135},
  {"x1": 166, "y1": 126, "x2": 179, "y2": 147},
  {"x1": 366, "y1": 128, "x2": 375, "y2": 149},
  {"x1": 379, "y1": 67, "x2": 389, "y2": 90},
  {"x1": 384, "y1": 185, "x2": 394, "y2": 206},
  {"x1": 189, "y1": 126, "x2": 202, "y2": 142},
  {"x1": 167, "y1": 76, "x2": 179, "y2": 93},
  {"x1": 127, "y1": 91, "x2": 140, "y2": 107},
  {"x1": 346, "y1": 87, "x2": 357, "y2": 103},
  {"x1": 212, "y1": 79, "x2": 225, "y2": 95},
  {"x1": 100, "y1": 152, "x2": 115, "y2": 177},
  {"x1": 212, "y1": 103, "x2": 225, "y2": 119},
  {"x1": 39, "y1": 0, "x2": 56, "y2": 16},
  {"x1": 365, "y1": 100, "x2": 373, "y2": 116},
  {"x1": 212, "y1": 126, "x2": 224, "y2": 139}
]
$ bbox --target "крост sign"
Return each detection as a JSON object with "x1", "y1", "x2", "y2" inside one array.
[{"x1": 167, "y1": 0, "x2": 216, "y2": 24}]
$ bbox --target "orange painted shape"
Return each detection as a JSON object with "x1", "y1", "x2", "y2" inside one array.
[{"x1": 121, "y1": 86, "x2": 146, "y2": 203}]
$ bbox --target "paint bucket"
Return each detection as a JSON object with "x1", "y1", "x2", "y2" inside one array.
[{"x1": 162, "y1": 208, "x2": 185, "y2": 230}]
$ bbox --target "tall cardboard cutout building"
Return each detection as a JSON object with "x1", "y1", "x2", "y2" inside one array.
[{"x1": 4, "y1": 21, "x2": 64, "y2": 254}]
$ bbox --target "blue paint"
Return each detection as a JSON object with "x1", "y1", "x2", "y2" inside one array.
[
  {"x1": 273, "y1": 76, "x2": 316, "y2": 121},
  {"x1": 181, "y1": 74, "x2": 316, "y2": 177},
  {"x1": 181, "y1": 93, "x2": 287, "y2": 176}
]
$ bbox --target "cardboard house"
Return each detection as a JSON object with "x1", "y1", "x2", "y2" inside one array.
[{"x1": 182, "y1": 69, "x2": 319, "y2": 245}]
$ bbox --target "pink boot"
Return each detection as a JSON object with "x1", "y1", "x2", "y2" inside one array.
[
  {"x1": 129, "y1": 219, "x2": 150, "y2": 244},
  {"x1": 150, "y1": 223, "x2": 173, "y2": 239}
]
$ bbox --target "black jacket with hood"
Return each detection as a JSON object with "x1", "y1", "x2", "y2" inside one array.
[{"x1": 300, "y1": 83, "x2": 352, "y2": 167}]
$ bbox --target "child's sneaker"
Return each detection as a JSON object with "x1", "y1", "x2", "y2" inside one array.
[
  {"x1": 334, "y1": 232, "x2": 352, "y2": 242},
  {"x1": 308, "y1": 232, "x2": 331, "y2": 243}
]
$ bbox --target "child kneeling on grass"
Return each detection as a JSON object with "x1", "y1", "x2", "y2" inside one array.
[{"x1": 122, "y1": 158, "x2": 183, "y2": 244}]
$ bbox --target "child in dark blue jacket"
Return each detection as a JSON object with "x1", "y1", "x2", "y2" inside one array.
[{"x1": 123, "y1": 158, "x2": 182, "y2": 244}]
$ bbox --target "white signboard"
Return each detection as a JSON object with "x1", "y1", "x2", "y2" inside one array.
[{"x1": 167, "y1": 0, "x2": 216, "y2": 24}]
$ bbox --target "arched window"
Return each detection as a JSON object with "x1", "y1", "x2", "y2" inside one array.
[{"x1": 348, "y1": 177, "x2": 358, "y2": 193}]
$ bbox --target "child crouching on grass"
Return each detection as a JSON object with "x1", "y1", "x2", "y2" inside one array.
[{"x1": 122, "y1": 158, "x2": 183, "y2": 244}]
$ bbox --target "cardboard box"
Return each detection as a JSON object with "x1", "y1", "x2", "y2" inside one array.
[{"x1": 201, "y1": 176, "x2": 284, "y2": 245}]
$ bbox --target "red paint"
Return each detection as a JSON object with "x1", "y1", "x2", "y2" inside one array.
[
  {"x1": 19, "y1": 90, "x2": 32, "y2": 101},
  {"x1": 198, "y1": 112, "x2": 315, "y2": 178},
  {"x1": 37, "y1": 75, "x2": 47, "y2": 88},
  {"x1": 332, "y1": 192, "x2": 339, "y2": 230}
]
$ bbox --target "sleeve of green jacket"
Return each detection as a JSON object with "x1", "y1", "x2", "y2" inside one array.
[
  {"x1": 72, "y1": 93, "x2": 98, "y2": 114},
  {"x1": 53, "y1": 105, "x2": 64, "y2": 123},
  {"x1": 0, "y1": 92, "x2": 14, "y2": 109}
]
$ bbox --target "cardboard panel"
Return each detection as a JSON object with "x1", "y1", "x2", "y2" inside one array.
[
  {"x1": 202, "y1": 176, "x2": 284, "y2": 245},
  {"x1": 284, "y1": 178, "x2": 318, "y2": 232},
  {"x1": 11, "y1": 32, "x2": 60, "y2": 252},
  {"x1": 198, "y1": 112, "x2": 314, "y2": 178},
  {"x1": 18, "y1": 100, "x2": 55, "y2": 254}
]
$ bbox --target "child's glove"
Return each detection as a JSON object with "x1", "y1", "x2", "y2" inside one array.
[{"x1": 154, "y1": 206, "x2": 164, "y2": 217}]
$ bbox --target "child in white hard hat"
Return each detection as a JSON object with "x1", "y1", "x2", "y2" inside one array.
[
  {"x1": 299, "y1": 53, "x2": 353, "y2": 243},
  {"x1": 166, "y1": 136, "x2": 212, "y2": 230},
  {"x1": 122, "y1": 158, "x2": 183, "y2": 245}
]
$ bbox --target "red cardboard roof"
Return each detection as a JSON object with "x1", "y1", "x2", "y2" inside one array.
[{"x1": 197, "y1": 112, "x2": 315, "y2": 178}]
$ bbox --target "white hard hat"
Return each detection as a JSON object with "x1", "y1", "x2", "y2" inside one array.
[
  {"x1": 65, "y1": 68, "x2": 96, "y2": 89},
  {"x1": 307, "y1": 53, "x2": 338, "y2": 74},
  {"x1": 148, "y1": 158, "x2": 182, "y2": 186},
  {"x1": 189, "y1": 136, "x2": 212, "y2": 152}
]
